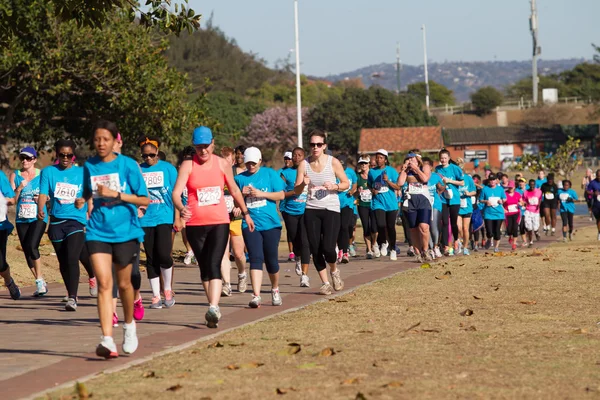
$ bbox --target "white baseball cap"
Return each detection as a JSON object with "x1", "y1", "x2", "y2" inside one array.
[
  {"x1": 244, "y1": 147, "x2": 262, "y2": 164},
  {"x1": 358, "y1": 157, "x2": 369, "y2": 164},
  {"x1": 376, "y1": 149, "x2": 388, "y2": 157},
  {"x1": 283, "y1": 151, "x2": 292, "y2": 159}
]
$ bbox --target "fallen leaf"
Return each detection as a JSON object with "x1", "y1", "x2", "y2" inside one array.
[
  {"x1": 75, "y1": 382, "x2": 89, "y2": 399},
  {"x1": 572, "y1": 328, "x2": 589, "y2": 334},
  {"x1": 382, "y1": 381, "x2": 404, "y2": 388},
  {"x1": 329, "y1": 299, "x2": 349, "y2": 303},
  {"x1": 460, "y1": 309, "x2": 474, "y2": 316},
  {"x1": 142, "y1": 371, "x2": 157, "y2": 378},
  {"x1": 421, "y1": 328, "x2": 441, "y2": 333},
  {"x1": 166, "y1": 384, "x2": 182, "y2": 392},
  {"x1": 435, "y1": 275, "x2": 450, "y2": 280},
  {"x1": 542, "y1": 258, "x2": 551, "y2": 262},
  {"x1": 553, "y1": 270, "x2": 567, "y2": 273},
  {"x1": 444, "y1": 271, "x2": 452, "y2": 275},
  {"x1": 519, "y1": 300, "x2": 537, "y2": 305},
  {"x1": 279, "y1": 343, "x2": 301, "y2": 355},
  {"x1": 297, "y1": 362, "x2": 324, "y2": 369},
  {"x1": 473, "y1": 295, "x2": 482, "y2": 300},
  {"x1": 240, "y1": 362, "x2": 264, "y2": 369},
  {"x1": 341, "y1": 377, "x2": 361, "y2": 385},
  {"x1": 228, "y1": 342, "x2": 246, "y2": 347},
  {"x1": 208, "y1": 341, "x2": 224, "y2": 348},
  {"x1": 491, "y1": 284, "x2": 501, "y2": 291},
  {"x1": 226, "y1": 364, "x2": 240, "y2": 370},
  {"x1": 420, "y1": 263, "x2": 431, "y2": 269},
  {"x1": 405, "y1": 321, "x2": 421, "y2": 332},
  {"x1": 355, "y1": 392, "x2": 368, "y2": 400},
  {"x1": 357, "y1": 330, "x2": 374, "y2": 334},
  {"x1": 506, "y1": 266, "x2": 515, "y2": 269},
  {"x1": 276, "y1": 387, "x2": 297, "y2": 395},
  {"x1": 319, "y1": 347, "x2": 336, "y2": 357},
  {"x1": 462, "y1": 326, "x2": 477, "y2": 332}
]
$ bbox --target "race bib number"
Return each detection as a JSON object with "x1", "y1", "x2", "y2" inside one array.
[
  {"x1": 360, "y1": 190, "x2": 372, "y2": 202},
  {"x1": 545, "y1": 192, "x2": 554, "y2": 200},
  {"x1": 559, "y1": 193, "x2": 569, "y2": 201},
  {"x1": 408, "y1": 183, "x2": 426, "y2": 195},
  {"x1": 460, "y1": 198, "x2": 468, "y2": 208},
  {"x1": 528, "y1": 196, "x2": 539, "y2": 205},
  {"x1": 224, "y1": 194, "x2": 235, "y2": 213},
  {"x1": 508, "y1": 204, "x2": 518, "y2": 213},
  {"x1": 196, "y1": 186, "x2": 221, "y2": 207},
  {"x1": 143, "y1": 171, "x2": 164, "y2": 189},
  {"x1": 18, "y1": 203, "x2": 37, "y2": 219},
  {"x1": 91, "y1": 173, "x2": 121, "y2": 198},
  {"x1": 378, "y1": 186, "x2": 389, "y2": 193},
  {"x1": 310, "y1": 186, "x2": 330, "y2": 201},
  {"x1": 471, "y1": 196, "x2": 476, "y2": 205},
  {"x1": 55, "y1": 182, "x2": 78, "y2": 203},
  {"x1": 246, "y1": 196, "x2": 267, "y2": 209},
  {"x1": 488, "y1": 197, "x2": 500, "y2": 207}
]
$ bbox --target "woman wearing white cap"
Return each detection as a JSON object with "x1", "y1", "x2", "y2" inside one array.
[
  {"x1": 294, "y1": 130, "x2": 348, "y2": 295},
  {"x1": 368, "y1": 149, "x2": 400, "y2": 260},
  {"x1": 234, "y1": 147, "x2": 286, "y2": 308},
  {"x1": 356, "y1": 155, "x2": 377, "y2": 258},
  {"x1": 280, "y1": 151, "x2": 296, "y2": 262}
]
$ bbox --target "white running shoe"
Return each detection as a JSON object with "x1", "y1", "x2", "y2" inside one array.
[
  {"x1": 96, "y1": 336, "x2": 118, "y2": 359},
  {"x1": 373, "y1": 244, "x2": 381, "y2": 258},
  {"x1": 597, "y1": 233, "x2": 600, "y2": 241},
  {"x1": 390, "y1": 250, "x2": 397, "y2": 261},
  {"x1": 349, "y1": 245, "x2": 357, "y2": 257},
  {"x1": 295, "y1": 260, "x2": 302, "y2": 276},
  {"x1": 89, "y1": 277, "x2": 98, "y2": 297},
  {"x1": 34, "y1": 279, "x2": 48, "y2": 297},
  {"x1": 300, "y1": 274, "x2": 310, "y2": 287},
  {"x1": 428, "y1": 249, "x2": 436, "y2": 260},
  {"x1": 221, "y1": 282, "x2": 232, "y2": 297},
  {"x1": 271, "y1": 288, "x2": 282, "y2": 306},
  {"x1": 249, "y1": 295, "x2": 262, "y2": 308},
  {"x1": 205, "y1": 305, "x2": 221, "y2": 328},
  {"x1": 183, "y1": 250, "x2": 194, "y2": 265},
  {"x1": 381, "y1": 242, "x2": 389, "y2": 257},
  {"x1": 434, "y1": 247, "x2": 443, "y2": 258},
  {"x1": 122, "y1": 322, "x2": 138, "y2": 354}
]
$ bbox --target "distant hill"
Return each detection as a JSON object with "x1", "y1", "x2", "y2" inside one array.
[{"x1": 322, "y1": 59, "x2": 586, "y2": 103}]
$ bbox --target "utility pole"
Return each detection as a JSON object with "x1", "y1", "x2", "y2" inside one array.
[
  {"x1": 294, "y1": 0, "x2": 303, "y2": 146},
  {"x1": 396, "y1": 42, "x2": 402, "y2": 94},
  {"x1": 530, "y1": 0, "x2": 540, "y2": 106},
  {"x1": 421, "y1": 24, "x2": 430, "y2": 113}
]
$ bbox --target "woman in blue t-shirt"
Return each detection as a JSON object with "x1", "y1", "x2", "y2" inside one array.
[
  {"x1": 434, "y1": 149, "x2": 465, "y2": 256},
  {"x1": 479, "y1": 173, "x2": 507, "y2": 252},
  {"x1": 76, "y1": 120, "x2": 150, "y2": 359},
  {"x1": 558, "y1": 180, "x2": 578, "y2": 241}
]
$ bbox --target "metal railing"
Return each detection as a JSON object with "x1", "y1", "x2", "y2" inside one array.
[{"x1": 430, "y1": 96, "x2": 597, "y2": 115}]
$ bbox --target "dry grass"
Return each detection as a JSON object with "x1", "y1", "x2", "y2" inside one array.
[{"x1": 44, "y1": 224, "x2": 600, "y2": 400}]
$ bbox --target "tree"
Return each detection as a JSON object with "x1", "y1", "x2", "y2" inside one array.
[
  {"x1": 0, "y1": 0, "x2": 201, "y2": 46},
  {"x1": 505, "y1": 75, "x2": 566, "y2": 100},
  {"x1": 514, "y1": 137, "x2": 583, "y2": 178},
  {"x1": 407, "y1": 81, "x2": 455, "y2": 106},
  {"x1": 471, "y1": 86, "x2": 504, "y2": 115},
  {"x1": 247, "y1": 77, "x2": 343, "y2": 107},
  {"x1": 306, "y1": 87, "x2": 437, "y2": 155}
]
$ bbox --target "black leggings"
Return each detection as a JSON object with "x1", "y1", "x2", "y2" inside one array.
[
  {"x1": 374, "y1": 209, "x2": 398, "y2": 247},
  {"x1": 357, "y1": 206, "x2": 377, "y2": 237},
  {"x1": 16, "y1": 221, "x2": 47, "y2": 268},
  {"x1": 282, "y1": 212, "x2": 310, "y2": 265},
  {"x1": 52, "y1": 232, "x2": 87, "y2": 298},
  {"x1": 0, "y1": 229, "x2": 10, "y2": 273},
  {"x1": 112, "y1": 253, "x2": 141, "y2": 299},
  {"x1": 506, "y1": 214, "x2": 520, "y2": 238},
  {"x1": 441, "y1": 204, "x2": 460, "y2": 247},
  {"x1": 304, "y1": 209, "x2": 340, "y2": 272},
  {"x1": 186, "y1": 224, "x2": 229, "y2": 282},
  {"x1": 560, "y1": 212, "x2": 574, "y2": 233},
  {"x1": 519, "y1": 216, "x2": 526, "y2": 235},
  {"x1": 485, "y1": 219, "x2": 502, "y2": 241},
  {"x1": 337, "y1": 207, "x2": 355, "y2": 253},
  {"x1": 143, "y1": 224, "x2": 174, "y2": 280}
]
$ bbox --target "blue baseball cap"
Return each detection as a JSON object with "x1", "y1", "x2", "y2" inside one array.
[
  {"x1": 192, "y1": 126, "x2": 213, "y2": 145},
  {"x1": 20, "y1": 147, "x2": 37, "y2": 158}
]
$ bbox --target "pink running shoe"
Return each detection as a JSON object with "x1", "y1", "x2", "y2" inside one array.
[
  {"x1": 112, "y1": 312, "x2": 119, "y2": 327},
  {"x1": 133, "y1": 296, "x2": 144, "y2": 321}
]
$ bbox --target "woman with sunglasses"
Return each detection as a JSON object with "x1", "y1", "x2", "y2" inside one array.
[
  {"x1": 294, "y1": 130, "x2": 348, "y2": 295},
  {"x1": 37, "y1": 139, "x2": 94, "y2": 311},
  {"x1": 172, "y1": 126, "x2": 253, "y2": 328},
  {"x1": 137, "y1": 136, "x2": 180, "y2": 310},
  {"x1": 10, "y1": 147, "x2": 48, "y2": 296},
  {"x1": 76, "y1": 120, "x2": 150, "y2": 358}
]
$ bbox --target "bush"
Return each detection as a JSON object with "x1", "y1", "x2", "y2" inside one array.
[{"x1": 471, "y1": 86, "x2": 504, "y2": 115}]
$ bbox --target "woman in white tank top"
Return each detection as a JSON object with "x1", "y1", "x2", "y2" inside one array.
[{"x1": 294, "y1": 130, "x2": 349, "y2": 295}]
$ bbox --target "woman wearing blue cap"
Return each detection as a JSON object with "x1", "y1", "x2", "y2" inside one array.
[{"x1": 10, "y1": 146, "x2": 48, "y2": 296}]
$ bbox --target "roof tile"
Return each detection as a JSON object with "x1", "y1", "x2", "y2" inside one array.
[{"x1": 358, "y1": 126, "x2": 443, "y2": 154}]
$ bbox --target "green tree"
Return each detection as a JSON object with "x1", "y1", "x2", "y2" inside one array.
[
  {"x1": 471, "y1": 86, "x2": 504, "y2": 115},
  {"x1": 407, "y1": 81, "x2": 455, "y2": 106},
  {"x1": 505, "y1": 75, "x2": 566, "y2": 100},
  {"x1": 247, "y1": 77, "x2": 343, "y2": 107},
  {"x1": 514, "y1": 137, "x2": 582, "y2": 178}
]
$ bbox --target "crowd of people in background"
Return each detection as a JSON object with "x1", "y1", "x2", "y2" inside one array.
[{"x1": 1, "y1": 123, "x2": 600, "y2": 360}]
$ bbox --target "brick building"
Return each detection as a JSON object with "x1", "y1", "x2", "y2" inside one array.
[{"x1": 358, "y1": 126, "x2": 443, "y2": 155}]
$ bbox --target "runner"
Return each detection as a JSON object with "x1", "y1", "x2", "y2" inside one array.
[
  {"x1": 294, "y1": 130, "x2": 348, "y2": 295},
  {"x1": 558, "y1": 180, "x2": 578, "y2": 242},
  {"x1": 337, "y1": 155, "x2": 358, "y2": 263},
  {"x1": 398, "y1": 152, "x2": 432, "y2": 262},
  {"x1": 435, "y1": 150, "x2": 465, "y2": 256},
  {"x1": 503, "y1": 180, "x2": 522, "y2": 251},
  {"x1": 586, "y1": 169, "x2": 600, "y2": 240},
  {"x1": 0, "y1": 172, "x2": 18, "y2": 300},
  {"x1": 470, "y1": 174, "x2": 485, "y2": 251},
  {"x1": 77, "y1": 120, "x2": 150, "y2": 358},
  {"x1": 516, "y1": 178, "x2": 528, "y2": 247},
  {"x1": 280, "y1": 151, "x2": 295, "y2": 262},
  {"x1": 523, "y1": 179, "x2": 543, "y2": 246},
  {"x1": 234, "y1": 147, "x2": 285, "y2": 307},
  {"x1": 423, "y1": 157, "x2": 444, "y2": 259},
  {"x1": 172, "y1": 126, "x2": 253, "y2": 328},
  {"x1": 535, "y1": 170, "x2": 547, "y2": 189},
  {"x1": 233, "y1": 145, "x2": 247, "y2": 175},
  {"x1": 356, "y1": 155, "x2": 377, "y2": 259},
  {"x1": 582, "y1": 168, "x2": 594, "y2": 222},
  {"x1": 456, "y1": 159, "x2": 476, "y2": 256},
  {"x1": 10, "y1": 147, "x2": 48, "y2": 296},
  {"x1": 479, "y1": 173, "x2": 506, "y2": 252},
  {"x1": 368, "y1": 149, "x2": 400, "y2": 260},
  {"x1": 540, "y1": 173, "x2": 559, "y2": 236},
  {"x1": 178, "y1": 146, "x2": 197, "y2": 265},
  {"x1": 280, "y1": 147, "x2": 311, "y2": 287},
  {"x1": 37, "y1": 139, "x2": 94, "y2": 311},
  {"x1": 137, "y1": 136, "x2": 179, "y2": 309}
]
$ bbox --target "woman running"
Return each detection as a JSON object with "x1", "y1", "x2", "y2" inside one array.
[
  {"x1": 558, "y1": 180, "x2": 578, "y2": 242},
  {"x1": 280, "y1": 152, "x2": 296, "y2": 262},
  {"x1": 356, "y1": 156, "x2": 377, "y2": 259},
  {"x1": 516, "y1": 178, "x2": 528, "y2": 247},
  {"x1": 423, "y1": 157, "x2": 444, "y2": 259},
  {"x1": 172, "y1": 126, "x2": 253, "y2": 328},
  {"x1": 138, "y1": 136, "x2": 180, "y2": 309},
  {"x1": 337, "y1": 155, "x2": 358, "y2": 264},
  {"x1": 582, "y1": 168, "x2": 594, "y2": 221},
  {"x1": 435, "y1": 149, "x2": 464, "y2": 256},
  {"x1": 456, "y1": 159, "x2": 476, "y2": 256},
  {"x1": 503, "y1": 181, "x2": 522, "y2": 251},
  {"x1": 368, "y1": 149, "x2": 400, "y2": 260},
  {"x1": 540, "y1": 173, "x2": 559, "y2": 236},
  {"x1": 294, "y1": 130, "x2": 348, "y2": 295},
  {"x1": 0, "y1": 173, "x2": 18, "y2": 300},
  {"x1": 479, "y1": 173, "x2": 506, "y2": 252},
  {"x1": 37, "y1": 139, "x2": 94, "y2": 311},
  {"x1": 523, "y1": 179, "x2": 542, "y2": 246},
  {"x1": 280, "y1": 147, "x2": 311, "y2": 287},
  {"x1": 234, "y1": 147, "x2": 285, "y2": 307},
  {"x1": 77, "y1": 120, "x2": 150, "y2": 358},
  {"x1": 586, "y1": 169, "x2": 600, "y2": 241},
  {"x1": 10, "y1": 147, "x2": 48, "y2": 296}
]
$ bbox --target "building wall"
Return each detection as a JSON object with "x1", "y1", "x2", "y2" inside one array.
[{"x1": 446, "y1": 143, "x2": 542, "y2": 171}]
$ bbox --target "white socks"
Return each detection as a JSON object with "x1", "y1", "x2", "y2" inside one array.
[
  {"x1": 149, "y1": 277, "x2": 160, "y2": 297},
  {"x1": 161, "y1": 267, "x2": 173, "y2": 292}
]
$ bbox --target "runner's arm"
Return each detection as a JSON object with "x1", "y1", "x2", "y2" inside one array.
[
  {"x1": 331, "y1": 158, "x2": 349, "y2": 191},
  {"x1": 172, "y1": 160, "x2": 191, "y2": 212},
  {"x1": 294, "y1": 161, "x2": 308, "y2": 195}
]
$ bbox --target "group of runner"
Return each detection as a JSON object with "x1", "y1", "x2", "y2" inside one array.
[{"x1": 1, "y1": 124, "x2": 600, "y2": 359}]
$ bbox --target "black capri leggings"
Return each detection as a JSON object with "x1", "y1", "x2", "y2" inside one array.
[
  {"x1": 506, "y1": 214, "x2": 520, "y2": 238},
  {"x1": 374, "y1": 209, "x2": 398, "y2": 247},
  {"x1": 186, "y1": 224, "x2": 229, "y2": 282},
  {"x1": 560, "y1": 212, "x2": 574, "y2": 233},
  {"x1": 16, "y1": 221, "x2": 47, "y2": 267},
  {"x1": 282, "y1": 212, "x2": 310, "y2": 265},
  {"x1": 243, "y1": 227, "x2": 281, "y2": 274},
  {"x1": 441, "y1": 204, "x2": 460, "y2": 247},
  {"x1": 485, "y1": 219, "x2": 502, "y2": 241},
  {"x1": 357, "y1": 206, "x2": 377, "y2": 237},
  {"x1": 519, "y1": 215, "x2": 526, "y2": 236},
  {"x1": 143, "y1": 224, "x2": 174, "y2": 280},
  {"x1": 337, "y1": 206, "x2": 355, "y2": 253},
  {"x1": 52, "y1": 232, "x2": 86, "y2": 298},
  {"x1": 304, "y1": 208, "x2": 340, "y2": 272}
]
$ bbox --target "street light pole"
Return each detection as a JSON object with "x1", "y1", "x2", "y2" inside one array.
[
  {"x1": 294, "y1": 0, "x2": 303, "y2": 147},
  {"x1": 530, "y1": 0, "x2": 540, "y2": 106},
  {"x1": 421, "y1": 24, "x2": 430, "y2": 113}
]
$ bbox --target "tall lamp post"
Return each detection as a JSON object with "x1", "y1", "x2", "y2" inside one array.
[
  {"x1": 294, "y1": 0, "x2": 303, "y2": 146},
  {"x1": 530, "y1": 0, "x2": 540, "y2": 106},
  {"x1": 421, "y1": 24, "x2": 430, "y2": 113}
]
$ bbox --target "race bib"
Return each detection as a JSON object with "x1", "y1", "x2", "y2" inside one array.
[
  {"x1": 310, "y1": 186, "x2": 330, "y2": 201},
  {"x1": 488, "y1": 196, "x2": 500, "y2": 207},
  {"x1": 545, "y1": 192, "x2": 554, "y2": 200},
  {"x1": 55, "y1": 182, "x2": 78, "y2": 204},
  {"x1": 224, "y1": 194, "x2": 235, "y2": 213},
  {"x1": 246, "y1": 196, "x2": 267, "y2": 209},
  {"x1": 378, "y1": 186, "x2": 389, "y2": 193},
  {"x1": 18, "y1": 203, "x2": 37, "y2": 219},
  {"x1": 460, "y1": 198, "x2": 468, "y2": 208},
  {"x1": 471, "y1": 196, "x2": 476, "y2": 205},
  {"x1": 559, "y1": 193, "x2": 569, "y2": 201},
  {"x1": 196, "y1": 186, "x2": 221, "y2": 207},
  {"x1": 360, "y1": 190, "x2": 372, "y2": 202},
  {"x1": 508, "y1": 204, "x2": 518, "y2": 213},
  {"x1": 294, "y1": 186, "x2": 308, "y2": 203},
  {"x1": 528, "y1": 196, "x2": 539, "y2": 205},
  {"x1": 91, "y1": 173, "x2": 121, "y2": 198},
  {"x1": 408, "y1": 183, "x2": 426, "y2": 195},
  {"x1": 143, "y1": 171, "x2": 164, "y2": 189}
]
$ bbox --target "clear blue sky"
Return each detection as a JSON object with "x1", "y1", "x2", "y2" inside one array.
[{"x1": 187, "y1": 0, "x2": 600, "y2": 76}]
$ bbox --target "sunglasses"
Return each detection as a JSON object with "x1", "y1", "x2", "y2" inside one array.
[
  {"x1": 309, "y1": 142, "x2": 325, "y2": 148},
  {"x1": 141, "y1": 153, "x2": 157, "y2": 159},
  {"x1": 58, "y1": 153, "x2": 74, "y2": 159},
  {"x1": 19, "y1": 156, "x2": 34, "y2": 162}
]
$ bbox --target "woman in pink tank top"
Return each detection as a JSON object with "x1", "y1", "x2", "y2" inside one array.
[{"x1": 172, "y1": 126, "x2": 254, "y2": 329}]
